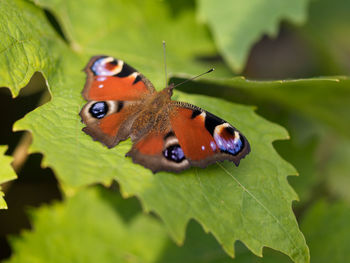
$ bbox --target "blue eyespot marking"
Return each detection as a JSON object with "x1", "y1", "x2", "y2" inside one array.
[
  {"x1": 214, "y1": 131, "x2": 243, "y2": 155},
  {"x1": 163, "y1": 145, "x2": 185, "y2": 163},
  {"x1": 89, "y1": 101, "x2": 108, "y2": 119},
  {"x1": 91, "y1": 57, "x2": 118, "y2": 76}
]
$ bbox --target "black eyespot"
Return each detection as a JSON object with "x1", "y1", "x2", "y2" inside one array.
[
  {"x1": 89, "y1": 102, "x2": 108, "y2": 119},
  {"x1": 163, "y1": 144, "x2": 185, "y2": 163}
]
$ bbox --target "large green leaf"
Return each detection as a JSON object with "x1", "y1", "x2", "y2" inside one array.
[
  {"x1": 1, "y1": 0, "x2": 309, "y2": 261},
  {"x1": 192, "y1": 77, "x2": 350, "y2": 139},
  {"x1": 15, "y1": 75, "x2": 309, "y2": 261},
  {"x1": 197, "y1": 0, "x2": 309, "y2": 72},
  {"x1": 7, "y1": 187, "x2": 168, "y2": 263},
  {"x1": 0, "y1": 146, "x2": 17, "y2": 209}
]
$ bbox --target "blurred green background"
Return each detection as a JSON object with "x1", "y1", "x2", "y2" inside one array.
[{"x1": 1, "y1": 0, "x2": 350, "y2": 262}]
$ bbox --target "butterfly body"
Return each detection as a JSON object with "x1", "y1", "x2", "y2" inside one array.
[
  {"x1": 80, "y1": 56, "x2": 250, "y2": 173},
  {"x1": 129, "y1": 87, "x2": 174, "y2": 139}
]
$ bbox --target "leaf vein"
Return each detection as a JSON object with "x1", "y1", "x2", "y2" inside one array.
[{"x1": 217, "y1": 162, "x2": 299, "y2": 252}]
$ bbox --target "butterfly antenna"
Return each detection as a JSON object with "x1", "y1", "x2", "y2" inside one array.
[
  {"x1": 163, "y1": 40, "x2": 168, "y2": 88},
  {"x1": 173, "y1": 68, "x2": 215, "y2": 89}
]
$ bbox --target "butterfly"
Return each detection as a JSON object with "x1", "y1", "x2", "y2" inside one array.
[{"x1": 80, "y1": 56, "x2": 250, "y2": 173}]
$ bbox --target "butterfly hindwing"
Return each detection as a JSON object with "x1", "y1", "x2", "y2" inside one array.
[
  {"x1": 82, "y1": 56, "x2": 155, "y2": 101},
  {"x1": 125, "y1": 102, "x2": 250, "y2": 173},
  {"x1": 126, "y1": 131, "x2": 191, "y2": 173},
  {"x1": 80, "y1": 100, "x2": 141, "y2": 148},
  {"x1": 170, "y1": 102, "x2": 250, "y2": 168}
]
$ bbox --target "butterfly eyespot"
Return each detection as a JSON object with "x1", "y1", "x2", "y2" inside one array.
[
  {"x1": 163, "y1": 144, "x2": 185, "y2": 163},
  {"x1": 214, "y1": 128, "x2": 244, "y2": 155},
  {"x1": 89, "y1": 101, "x2": 109, "y2": 119}
]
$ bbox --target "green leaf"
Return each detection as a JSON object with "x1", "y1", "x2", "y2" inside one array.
[
  {"x1": 300, "y1": 200, "x2": 350, "y2": 263},
  {"x1": 15, "y1": 75, "x2": 309, "y2": 261},
  {"x1": 0, "y1": 146, "x2": 17, "y2": 209},
  {"x1": 5, "y1": 186, "x2": 294, "y2": 263},
  {"x1": 197, "y1": 0, "x2": 309, "y2": 72},
  {"x1": 186, "y1": 76, "x2": 350, "y2": 206},
  {"x1": 274, "y1": 129, "x2": 318, "y2": 204},
  {"x1": 159, "y1": 220, "x2": 294, "y2": 263},
  {"x1": 195, "y1": 77, "x2": 350, "y2": 139},
  {"x1": 2, "y1": 0, "x2": 309, "y2": 262},
  {"x1": 15, "y1": 83, "x2": 309, "y2": 262},
  {"x1": 0, "y1": 0, "x2": 62, "y2": 97},
  {"x1": 30, "y1": 0, "x2": 232, "y2": 88},
  {"x1": 7, "y1": 187, "x2": 168, "y2": 263},
  {"x1": 188, "y1": 76, "x2": 350, "y2": 204},
  {"x1": 167, "y1": 200, "x2": 350, "y2": 263},
  {"x1": 6, "y1": 186, "x2": 292, "y2": 263}
]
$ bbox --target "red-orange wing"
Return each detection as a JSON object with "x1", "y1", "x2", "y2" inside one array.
[
  {"x1": 82, "y1": 56, "x2": 155, "y2": 101},
  {"x1": 126, "y1": 131, "x2": 191, "y2": 173},
  {"x1": 126, "y1": 102, "x2": 250, "y2": 173},
  {"x1": 170, "y1": 102, "x2": 250, "y2": 168},
  {"x1": 80, "y1": 56, "x2": 154, "y2": 148},
  {"x1": 80, "y1": 101, "x2": 139, "y2": 148}
]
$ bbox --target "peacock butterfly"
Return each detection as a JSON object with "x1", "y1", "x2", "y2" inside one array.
[{"x1": 80, "y1": 55, "x2": 250, "y2": 173}]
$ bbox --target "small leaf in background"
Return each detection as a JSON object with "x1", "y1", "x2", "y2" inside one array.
[
  {"x1": 7, "y1": 188, "x2": 168, "y2": 263},
  {"x1": 0, "y1": 146, "x2": 17, "y2": 209},
  {"x1": 197, "y1": 0, "x2": 310, "y2": 72}
]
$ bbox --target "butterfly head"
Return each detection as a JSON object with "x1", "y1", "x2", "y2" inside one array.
[{"x1": 165, "y1": 83, "x2": 175, "y2": 97}]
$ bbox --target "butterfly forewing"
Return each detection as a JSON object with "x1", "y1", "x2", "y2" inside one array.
[
  {"x1": 80, "y1": 56, "x2": 154, "y2": 147},
  {"x1": 170, "y1": 102, "x2": 250, "y2": 168}
]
